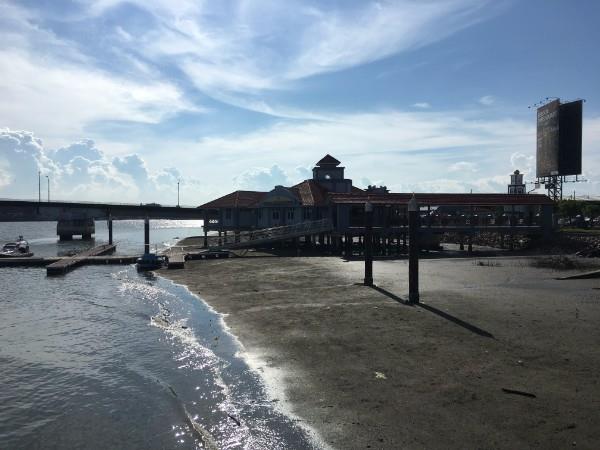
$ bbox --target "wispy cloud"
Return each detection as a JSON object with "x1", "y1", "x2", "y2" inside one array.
[
  {"x1": 66, "y1": 0, "x2": 499, "y2": 106},
  {"x1": 412, "y1": 102, "x2": 431, "y2": 109},
  {"x1": 479, "y1": 95, "x2": 495, "y2": 106},
  {"x1": 0, "y1": 2, "x2": 199, "y2": 143}
]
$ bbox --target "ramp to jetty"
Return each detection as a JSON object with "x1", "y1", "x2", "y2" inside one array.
[
  {"x1": 216, "y1": 219, "x2": 333, "y2": 250},
  {"x1": 46, "y1": 244, "x2": 117, "y2": 275},
  {"x1": 159, "y1": 220, "x2": 333, "y2": 269}
]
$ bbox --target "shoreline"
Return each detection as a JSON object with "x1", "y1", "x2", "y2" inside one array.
[
  {"x1": 160, "y1": 254, "x2": 600, "y2": 449},
  {"x1": 159, "y1": 272, "x2": 333, "y2": 450}
]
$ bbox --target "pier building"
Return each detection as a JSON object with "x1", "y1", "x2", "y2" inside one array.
[{"x1": 199, "y1": 155, "x2": 555, "y2": 252}]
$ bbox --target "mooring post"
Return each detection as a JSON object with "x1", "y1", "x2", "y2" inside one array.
[
  {"x1": 364, "y1": 200, "x2": 374, "y2": 286},
  {"x1": 108, "y1": 215, "x2": 113, "y2": 245},
  {"x1": 408, "y1": 195, "x2": 419, "y2": 304},
  {"x1": 144, "y1": 217, "x2": 150, "y2": 254}
]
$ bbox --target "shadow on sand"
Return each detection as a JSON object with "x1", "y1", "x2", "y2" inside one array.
[{"x1": 370, "y1": 285, "x2": 495, "y2": 339}]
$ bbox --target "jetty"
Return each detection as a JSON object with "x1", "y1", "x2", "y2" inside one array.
[{"x1": 46, "y1": 244, "x2": 118, "y2": 275}]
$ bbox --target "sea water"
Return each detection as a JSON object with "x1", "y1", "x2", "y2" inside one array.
[{"x1": 0, "y1": 222, "x2": 315, "y2": 449}]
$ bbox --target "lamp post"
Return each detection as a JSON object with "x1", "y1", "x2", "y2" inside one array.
[
  {"x1": 38, "y1": 171, "x2": 41, "y2": 202},
  {"x1": 45, "y1": 175, "x2": 50, "y2": 202},
  {"x1": 177, "y1": 179, "x2": 180, "y2": 207},
  {"x1": 408, "y1": 194, "x2": 419, "y2": 304},
  {"x1": 364, "y1": 200, "x2": 373, "y2": 286}
]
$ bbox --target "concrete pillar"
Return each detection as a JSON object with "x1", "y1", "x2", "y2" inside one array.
[
  {"x1": 144, "y1": 218, "x2": 150, "y2": 254},
  {"x1": 203, "y1": 229, "x2": 208, "y2": 248},
  {"x1": 108, "y1": 218, "x2": 113, "y2": 245}
]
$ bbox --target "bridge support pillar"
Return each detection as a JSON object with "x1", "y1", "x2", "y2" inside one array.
[
  {"x1": 144, "y1": 218, "x2": 150, "y2": 254},
  {"x1": 108, "y1": 218, "x2": 113, "y2": 245},
  {"x1": 203, "y1": 229, "x2": 208, "y2": 248},
  {"x1": 57, "y1": 218, "x2": 95, "y2": 241}
]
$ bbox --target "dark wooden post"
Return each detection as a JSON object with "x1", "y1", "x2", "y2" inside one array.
[
  {"x1": 108, "y1": 214, "x2": 113, "y2": 245},
  {"x1": 203, "y1": 212, "x2": 208, "y2": 248},
  {"x1": 408, "y1": 195, "x2": 419, "y2": 304},
  {"x1": 144, "y1": 217, "x2": 150, "y2": 254},
  {"x1": 364, "y1": 201, "x2": 374, "y2": 286}
]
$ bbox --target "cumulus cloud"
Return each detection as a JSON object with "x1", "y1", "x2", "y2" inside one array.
[
  {"x1": 233, "y1": 165, "x2": 290, "y2": 191},
  {"x1": 510, "y1": 152, "x2": 534, "y2": 174},
  {"x1": 0, "y1": 128, "x2": 188, "y2": 203}
]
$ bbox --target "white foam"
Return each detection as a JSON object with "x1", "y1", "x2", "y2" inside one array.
[{"x1": 159, "y1": 276, "x2": 333, "y2": 450}]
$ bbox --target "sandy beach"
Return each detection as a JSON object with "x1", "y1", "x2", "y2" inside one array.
[{"x1": 161, "y1": 254, "x2": 600, "y2": 449}]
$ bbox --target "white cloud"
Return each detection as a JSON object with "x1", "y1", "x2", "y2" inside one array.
[
  {"x1": 0, "y1": 3, "x2": 199, "y2": 144},
  {"x1": 412, "y1": 102, "x2": 431, "y2": 109},
  {"x1": 288, "y1": 0, "x2": 493, "y2": 80},
  {"x1": 479, "y1": 95, "x2": 495, "y2": 106},
  {"x1": 448, "y1": 161, "x2": 478, "y2": 173},
  {"x1": 70, "y1": 0, "x2": 497, "y2": 103},
  {"x1": 233, "y1": 165, "x2": 289, "y2": 191},
  {"x1": 510, "y1": 152, "x2": 534, "y2": 174},
  {"x1": 0, "y1": 128, "x2": 190, "y2": 203}
]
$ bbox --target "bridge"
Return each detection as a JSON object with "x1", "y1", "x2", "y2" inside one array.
[{"x1": 0, "y1": 199, "x2": 203, "y2": 251}]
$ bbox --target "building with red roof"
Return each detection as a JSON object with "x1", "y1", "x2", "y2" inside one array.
[{"x1": 199, "y1": 155, "x2": 554, "y2": 237}]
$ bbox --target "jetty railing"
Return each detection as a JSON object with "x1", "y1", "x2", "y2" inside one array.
[{"x1": 214, "y1": 219, "x2": 333, "y2": 249}]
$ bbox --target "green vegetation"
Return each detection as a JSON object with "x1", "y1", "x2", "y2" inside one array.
[{"x1": 556, "y1": 200, "x2": 600, "y2": 227}]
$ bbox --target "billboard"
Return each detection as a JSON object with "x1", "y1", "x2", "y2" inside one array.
[
  {"x1": 536, "y1": 100, "x2": 560, "y2": 177},
  {"x1": 558, "y1": 100, "x2": 583, "y2": 176},
  {"x1": 536, "y1": 99, "x2": 583, "y2": 177}
]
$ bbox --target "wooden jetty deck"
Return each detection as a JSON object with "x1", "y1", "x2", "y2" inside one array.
[
  {"x1": 46, "y1": 244, "x2": 118, "y2": 276},
  {"x1": 160, "y1": 246, "x2": 233, "y2": 270}
]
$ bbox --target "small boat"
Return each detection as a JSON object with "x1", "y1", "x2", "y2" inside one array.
[
  {"x1": 0, "y1": 236, "x2": 34, "y2": 258},
  {"x1": 136, "y1": 253, "x2": 168, "y2": 271}
]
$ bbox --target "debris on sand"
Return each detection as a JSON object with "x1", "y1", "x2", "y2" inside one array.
[{"x1": 502, "y1": 388, "x2": 536, "y2": 398}]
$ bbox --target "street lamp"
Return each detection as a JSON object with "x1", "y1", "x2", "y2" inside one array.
[
  {"x1": 45, "y1": 175, "x2": 50, "y2": 202},
  {"x1": 177, "y1": 179, "x2": 180, "y2": 207}
]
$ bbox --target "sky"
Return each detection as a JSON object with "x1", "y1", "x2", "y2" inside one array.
[{"x1": 0, "y1": 0, "x2": 599, "y2": 205}]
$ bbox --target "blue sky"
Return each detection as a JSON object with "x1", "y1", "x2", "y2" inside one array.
[{"x1": 1, "y1": 0, "x2": 599, "y2": 204}]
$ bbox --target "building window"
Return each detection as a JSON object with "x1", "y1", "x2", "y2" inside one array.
[
  {"x1": 272, "y1": 210, "x2": 279, "y2": 220},
  {"x1": 287, "y1": 210, "x2": 294, "y2": 220},
  {"x1": 303, "y1": 208, "x2": 311, "y2": 220},
  {"x1": 225, "y1": 208, "x2": 232, "y2": 220}
]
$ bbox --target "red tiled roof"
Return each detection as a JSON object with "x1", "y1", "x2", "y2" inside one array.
[
  {"x1": 316, "y1": 154, "x2": 341, "y2": 167},
  {"x1": 198, "y1": 190, "x2": 266, "y2": 209},
  {"x1": 328, "y1": 192, "x2": 554, "y2": 206},
  {"x1": 290, "y1": 180, "x2": 329, "y2": 206}
]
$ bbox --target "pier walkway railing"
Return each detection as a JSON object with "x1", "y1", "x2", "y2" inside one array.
[{"x1": 213, "y1": 219, "x2": 334, "y2": 250}]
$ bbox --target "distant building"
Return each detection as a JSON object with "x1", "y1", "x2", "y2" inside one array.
[{"x1": 508, "y1": 170, "x2": 526, "y2": 194}]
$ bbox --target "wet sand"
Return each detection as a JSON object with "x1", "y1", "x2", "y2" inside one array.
[{"x1": 161, "y1": 255, "x2": 600, "y2": 449}]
